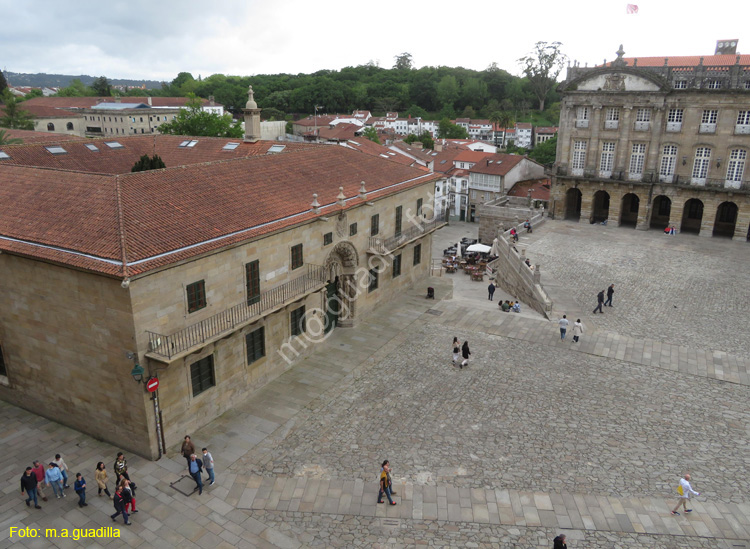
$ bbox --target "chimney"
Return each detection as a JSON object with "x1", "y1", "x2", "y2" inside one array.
[
  {"x1": 147, "y1": 96, "x2": 151, "y2": 106},
  {"x1": 209, "y1": 95, "x2": 215, "y2": 106},
  {"x1": 242, "y1": 85, "x2": 262, "y2": 143},
  {"x1": 434, "y1": 142, "x2": 443, "y2": 152}
]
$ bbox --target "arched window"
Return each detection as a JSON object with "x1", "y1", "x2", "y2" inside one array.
[
  {"x1": 66, "y1": 122, "x2": 74, "y2": 131},
  {"x1": 47, "y1": 122, "x2": 55, "y2": 131}
]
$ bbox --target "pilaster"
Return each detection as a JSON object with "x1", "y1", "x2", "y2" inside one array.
[
  {"x1": 698, "y1": 195, "x2": 718, "y2": 237},
  {"x1": 614, "y1": 106, "x2": 634, "y2": 172},
  {"x1": 579, "y1": 189, "x2": 594, "y2": 223},
  {"x1": 607, "y1": 186, "x2": 622, "y2": 227}
]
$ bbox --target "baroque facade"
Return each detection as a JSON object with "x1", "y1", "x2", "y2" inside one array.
[
  {"x1": 549, "y1": 46, "x2": 750, "y2": 240},
  {"x1": 0, "y1": 93, "x2": 442, "y2": 459}
]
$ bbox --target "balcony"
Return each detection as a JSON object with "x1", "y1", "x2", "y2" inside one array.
[
  {"x1": 665, "y1": 122, "x2": 682, "y2": 132},
  {"x1": 735, "y1": 125, "x2": 750, "y2": 135},
  {"x1": 368, "y1": 216, "x2": 446, "y2": 255},
  {"x1": 146, "y1": 264, "x2": 327, "y2": 362},
  {"x1": 634, "y1": 121, "x2": 650, "y2": 131},
  {"x1": 604, "y1": 120, "x2": 619, "y2": 130},
  {"x1": 575, "y1": 119, "x2": 589, "y2": 128},
  {"x1": 699, "y1": 123, "x2": 716, "y2": 134}
]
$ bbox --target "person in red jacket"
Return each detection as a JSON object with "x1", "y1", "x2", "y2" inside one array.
[{"x1": 31, "y1": 461, "x2": 48, "y2": 502}]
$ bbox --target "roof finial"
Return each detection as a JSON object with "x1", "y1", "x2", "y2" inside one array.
[
  {"x1": 359, "y1": 181, "x2": 367, "y2": 199},
  {"x1": 311, "y1": 193, "x2": 320, "y2": 214},
  {"x1": 612, "y1": 45, "x2": 627, "y2": 68},
  {"x1": 337, "y1": 187, "x2": 346, "y2": 207}
]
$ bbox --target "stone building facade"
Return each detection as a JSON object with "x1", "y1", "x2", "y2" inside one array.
[
  {"x1": 549, "y1": 46, "x2": 750, "y2": 240},
  {"x1": 0, "y1": 99, "x2": 441, "y2": 459}
]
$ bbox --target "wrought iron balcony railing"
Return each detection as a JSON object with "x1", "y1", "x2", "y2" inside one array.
[
  {"x1": 368, "y1": 216, "x2": 446, "y2": 255},
  {"x1": 146, "y1": 264, "x2": 327, "y2": 360}
]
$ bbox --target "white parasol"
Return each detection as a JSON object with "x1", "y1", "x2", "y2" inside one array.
[{"x1": 466, "y1": 243, "x2": 491, "y2": 253}]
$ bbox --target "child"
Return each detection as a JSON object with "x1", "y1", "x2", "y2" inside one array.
[{"x1": 74, "y1": 473, "x2": 88, "y2": 507}]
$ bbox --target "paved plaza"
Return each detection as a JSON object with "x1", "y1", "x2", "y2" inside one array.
[{"x1": 1, "y1": 220, "x2": 749, "y2": 548}]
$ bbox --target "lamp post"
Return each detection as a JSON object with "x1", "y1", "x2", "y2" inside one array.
[
  {"x1": 125, "y1": 351, "x2": 165, "y2": 458},
  {"x1": 314, "y1": 105, "x2": 324, "y2": 141}
]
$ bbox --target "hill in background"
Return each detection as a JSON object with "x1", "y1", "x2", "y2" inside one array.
[{"x1": 2, "y1": 71, "x2": 163, "y2": 89}]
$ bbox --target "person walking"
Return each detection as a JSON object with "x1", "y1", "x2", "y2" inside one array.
[
  {"x1": 460, "y1": 340, "x2": 471, "y2": 369},
  {"x1": 95, "y1": 462, "x2": 111, "y2": 498},
  {"x1": 114, "y1": 452, "x2": 130, "y2": 483},
  {"x1": 452, "y1": 337, "x2": 460, "y2": 366},
  {"x1": 572, "y1": 319, "x2": 584, "y2": 343},
  {"x1": 593, "y1": 290, "x2": 605, "y2": 314},
  {"x1": 45, "y1": 462, "x2": 65, "y2": 499},
  {"x1": 53, "y1": 453, "x2": 70, "y2": 488},
  {"x1": 605, "y1": 284, "x2": 615, "y2": 307},
  {"x1": 558, "y1": 315, "x2": 569, "y2": 340},
  {"x1": 21, "y1": 467, "x2": 42, "y2": 509},
  {"x1": 487, "y1": 282, "x2": 496, "y2": 301},
  {"x1": 553, "y1": 533, "x2": 567, "y2": 548},
  {"x1": 110, "y1": 486, "x2": 131, "y2": 525},
  {"x1": 671, "y1": 473, "x2": 700, "y2": 515},
  {"x1": 188, "y1": 454, "x2": 204, "y2": 495},
  {"x1": 74, "y1": 473, "x2": 88, "y2": 507},
  {"x1": 181, "y1": 436, "x2": 196, "y2": 469},
  {"x1": 377, "y1": 460, "x2": 396, "y2": 505},
  {"x1": 31, "y1": 461, "x2": 48, "y2": 502},
  {"x1": 120, "y1": 478, "x2": 137, "y2": 514},
  {"x1": 202, "y1": 448, "x2": 215, "y2": 486}
]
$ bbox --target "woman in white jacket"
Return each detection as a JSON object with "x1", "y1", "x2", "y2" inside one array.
[{"x1": 572, "y1": 319, "x2": 584, "y2": 343}]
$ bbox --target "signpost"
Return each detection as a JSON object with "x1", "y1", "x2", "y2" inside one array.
[{"x1": 146, "y1": 377, "x2": 159, "y2": 393}]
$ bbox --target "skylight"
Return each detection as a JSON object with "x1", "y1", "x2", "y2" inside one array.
[
  {"x1": 85, "y1": 144, "x2": 99, "y2": 152},
  {"x1": 179, "y1": 140, "x2": 190, "y2": 147},
  {"x1": 379, "y1": 154, "x2": 389, "y2": 158},
  {"x1": 186, "y1": 140, "x2": 198, "y2": 148},
  {"x1": 45, "y1": 146, "x2": 68, "y2": 155},
  {"x1": 268, "y1": 144, "x2": 286, "y2": 153},
  {"x1": 104, "y1": 141, "x2": 124, "y2": 149},
  {"x1": 349, "y1": 140, "x2": 361, "y2": 146},
  {"x1": 222, "y1": 142, "x2": 240, "y2": 150},
  {"x1": 0, "y1": 151, "x2": 10, "y2": 160}
]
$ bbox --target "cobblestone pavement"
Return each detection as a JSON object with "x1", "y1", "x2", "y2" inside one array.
[
  {"x1": 237, "y1": 322, "x2": 750, "y2": 502},
  {"x1": 2, "y1": 221, "x2": 749, "y2": 548},
  {"x1": 522, "y1": 221, "x2": 750, "y2": 358}
]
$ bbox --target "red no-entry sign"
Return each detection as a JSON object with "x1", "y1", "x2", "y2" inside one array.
[{"x1": 146, "y1": 377, "x2": 159, "y2": 392}]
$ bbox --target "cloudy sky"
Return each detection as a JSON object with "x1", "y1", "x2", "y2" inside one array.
[{"x1": 3, "y1": 0, "x2": 748, "y2": 82}]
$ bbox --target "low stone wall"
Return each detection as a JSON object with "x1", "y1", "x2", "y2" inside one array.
[
  {"x1": 478, "y1": 197, "x2": 545, "y2": 244},
  {"x1": 486, "y1": 220, "x2": 553, "y2": 318}
]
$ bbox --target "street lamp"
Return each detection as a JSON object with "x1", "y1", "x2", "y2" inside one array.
[
  {"x1": 126, "y1": 351, "x2": 144, "y2": 383},
  {"x1": 314, "y1": 105, "x2": 324, "y2": 140}
]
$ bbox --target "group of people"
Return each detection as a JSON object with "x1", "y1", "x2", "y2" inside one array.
[
  {"x1": 451, "y1": 337, "x2": 471, "y2": 369},
  {"x1": 557, "y1": 315, "x2": 584, "y2": 342},
  {"x1": 500, "y1": 299, "x2": 521, "y2": 313},
  {"x1": 180, "y1": 435, "x2": 216, "y2": 496},
  {"x1": 19, "y1": 451, "x2": 137, "y2": 524},
  {"x1": 593, "y1": 284, "x2": 615, "y2": 313}
]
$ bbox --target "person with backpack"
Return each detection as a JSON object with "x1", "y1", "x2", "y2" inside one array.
[
  {"x1": 110, "y1": 485, "x2": 131, "y2": 525},
  {"x1": 671, "y1": 473, "x2": 700, "y2": 515}
]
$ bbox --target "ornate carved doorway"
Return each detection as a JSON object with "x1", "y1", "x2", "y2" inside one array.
[{"x1": 324, "y1": 241, "x2": 359, "y2": 328}]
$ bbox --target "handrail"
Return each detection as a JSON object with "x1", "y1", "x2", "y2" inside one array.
[
  {"x1": 368, "y1": 217, "x2": 445, "y2": 255},
  {"x1": 147, "y1": 264, "x2": 327, "y2": 359}
]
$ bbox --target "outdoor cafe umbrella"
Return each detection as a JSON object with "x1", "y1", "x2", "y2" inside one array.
[{"x1": 466, "y1": 243, "x2": 492, "y2": 253}]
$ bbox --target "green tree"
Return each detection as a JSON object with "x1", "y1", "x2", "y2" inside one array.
[
  {"x1": 437, "y1": 118, "x2": 468, "y2": 139},
  {"x1": 0, "y1": 94, "x2": 35, "y2": 129},
  {"x1": 0, "y1": 128, "x2": 23, "y2": 145},
  {"x1": 528, "y1": 136, "x2": 557, "y2": 165},
  {"x1": 361, "y1": 126, "x2": 380, "y2": 144},
  {"x1": 393, "y1": 52, "x2": 413, "y2": 70},
  {"x1": 518, "y1": 41, "x2": 567, "y2": 111},
  {"x1": 404, "y1": 104, "x2": 428, "y2": 119},
  {"x1": 131, "y1": 154, "x2": 166, "y2": 172},
  {"x1": 57, "y1": 79, "x2": 91, "y2": 97},
  {"x1": 0, "y1": 70, "x2": 8, "y2": 95},
  {"x1": 158, "y1": 93, "x2": 243, "y2": 138},
  {"x1": 404, "y1": 130, "x2": 434, "y2": 150},
  {"x1": 436, "y1": 75, "x2": 459, "y2": 110},
  {"x1": 91, "y1": 76, "x2": 112, "y2": 96},
  {"x1": 18, "y1": 88, "x2": 43, "y2": 101}
]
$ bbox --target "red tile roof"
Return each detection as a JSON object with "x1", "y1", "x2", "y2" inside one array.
[
  {"x1": 343, "y1": 139, "x2": 415, "y2": 166},
  {"x1": 313, "y1": 123, "x2": 360, "y2": 141},
  {"x1": 469, "y1": 154, "x2": 526, "y2": 176},
  {"x1": 611, "y1": 54, "x2": 750, "y2": 68},
  {"x1": 0, "y1": 134, "x2": 314, "y2": 175},
  {"x1": 4, "y1": 104, "x2": 84, "y2": 118},
  {"x1": 0, "y1": 144, "x2": 439, "y2": 277},
  {"x1": 507, "y1": 178, "x2": 551, "y2": 200},
  {"x1": 454, "y1": 150, "x2": 493, "y2": 163},
  {"x1": 1, "y1": 129, "x2": 87, "y2": 144}
]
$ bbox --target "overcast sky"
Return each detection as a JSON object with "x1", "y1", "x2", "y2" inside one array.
[{"x1": 2, "y1": 0, "x2": 748, "y2": 82}]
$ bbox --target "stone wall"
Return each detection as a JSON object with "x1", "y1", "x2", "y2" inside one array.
[
  {"x1": 0, "y1": 255, "x2": 153, "y2": 456},
  {"x1": 478, "y1": 197, "x2": 544, "y2": 244}
]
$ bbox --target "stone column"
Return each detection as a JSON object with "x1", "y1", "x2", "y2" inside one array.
[
  {"x1": 607, "y1": 187, "x2": 622, "y2": 227},
  {"x1": 667, "y1": 195, "x2": 684, "y2": 233},
  {"x1": 732, "y1": 201, "x2": 750, "y2": 241},
  {"x1": 614, "y1": 106, "x2": 634, "y2": 173},
  {"x1": 698, "y1": 195, "x2": 718, "y2": 237},
  {"x1": 579, "y1": 188, "x2": 594, "y2": 223},
  {"x1": 337, "y1": 274, "x2": 357, "y2": 327}
]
